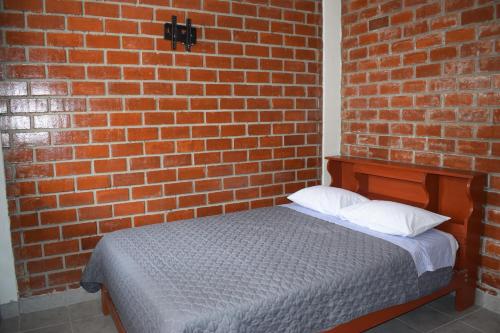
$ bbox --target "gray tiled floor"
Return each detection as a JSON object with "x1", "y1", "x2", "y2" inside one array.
[{"x1": 1, "y1": 294, "x2": 499, "y2": 332}]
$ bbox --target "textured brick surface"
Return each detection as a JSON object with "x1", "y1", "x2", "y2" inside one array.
[
  {"x1": 342, "y1": 0, "x2": 499, "y2": 294},
  {"x1": 0, "y1": 0, "x2": 322, "y2": 296}
]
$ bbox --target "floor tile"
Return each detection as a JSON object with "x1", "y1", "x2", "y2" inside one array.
[
  {"x1": 68, "y1": 299, "x2": 101, "y2": 321},
  {"x1": 366, "y1": 318, "x2": 419, "y2": 333},
  {"x1": 399, "y1": 305, "x2": 454, "y2": 332},
  {"x1": 430, "y1": 320, "x2": 482, "y2": 333},
  {"x1": 0, "y1": 317, "x2": 19, "y2": 333},
  {"x1": 426, "y1": 295, "x2": 479, "y2": 319},
  {"x1": 19, "y1": 307, "x2": 69, "y2": 332},
  {"x1": 460, "y1": 308, "x2": 500, "y2": 333},
  {"x1": 22, "y1": 323, "x2": 71, "y2": 333},
  {"x1": 72, "y1": 315, "x2": 117, "y2": 333},
  {"x1": 7, "y1": 293, "x2": 500, "y2": 333}
]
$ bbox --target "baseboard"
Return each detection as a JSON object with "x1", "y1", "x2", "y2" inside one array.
[
  {"x1": 0, "y1": 301, "x2": 19, "y2": 320},
  {"x1": 0, "y1": 287, "x2": 100, "y2": 319},
  {"x1": 475, "y1": 288, "x2": 500, "y2": 314}
]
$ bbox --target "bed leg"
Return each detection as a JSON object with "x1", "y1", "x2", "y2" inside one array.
[
  {"x1": 455, "y1": 283, "x2": 475, "y2": 311},
  {"x1": 101, "y1": 287, "x2": 110, "y2": 316}
]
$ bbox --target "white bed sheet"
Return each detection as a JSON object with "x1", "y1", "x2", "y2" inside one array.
[{"x1": 283, "y1": 203, "x2": 458, "y2": 276}]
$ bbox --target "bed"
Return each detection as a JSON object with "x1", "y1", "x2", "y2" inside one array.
[{"x1": 81, "y1": 156, "x2": 486, "y2": 332}]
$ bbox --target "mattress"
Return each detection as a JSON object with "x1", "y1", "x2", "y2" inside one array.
[
  {"x1": 284, "y1": 203, "x2": 458, "y2": 276},
  {"x1": 81, "y1": 206, "x2": 453, "y2": 333}
]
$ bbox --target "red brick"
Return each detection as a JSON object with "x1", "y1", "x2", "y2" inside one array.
[
  {"x1": 72, "y1": 82, "x2": 105, "y2": 95},
  {"x1": 178, "y1": 167, "x2": 205, "y2": 180},
  {"x1": 31, "y1": 82, "x2": 67, "y2": 96},
  {"x1": 4, "y1": 0, "x2": 43, "y2": 11},
  {"x1": 113, "y1": 201, "x2": 145, "y2": 216},
  {"x1": 55, "y1": 161, "x2": 91, "y2": 176},
  {"x1": 480, "y1": 57, "x2": 500, "y2": 72},
  {"x1": 68, "y1": 17, "x2": 103, "y2": 32},
  {"x1": 105, "y1": 20, "x2": 137, "y2": 34},
  {"x1": 97, "y1": 189, "x2": 129, "y2": 204},
  {"x1": 59, "y1": 192, "x2": 94, "y2": 207},
  {"x1": 29, "y1": 49, "x2": 65, "y2": 63},
  {"x1": 38, "y1": 179, "x2": 74, "y2": 194},
  {"x1": 110, "y1": 113, "x2": 142, "y2": 126},
  {"x1": 444, "y1": 93, "x2": 473, "y2": 106},
  {"x1": 48, "y1": 65, "x2": 85, "y2": 79},
  {"x1": 65, "y1": 252, "x2": 92, "y2": 268},
  {"x1": 40, "y1": 209, "x2": 77, "y2": 224},
  {"x1": 134, "y1": 214, "x2": 164, "y2": 227},
  {"x1": 69, "y1": 50, "x2": 103, "y2": 63},
  {"x1": 92, "y1": 129, "x2": 125, "y2": 143},
  {"x1": 122, "y1": 5, "x2": 153, "y2": 20},
  {"x1": 86, "y1": 35, "x2": 120, "y2": 49},
  {"x1": 107, "y1": 51, "x2": 139, "y2": 65},
  {"x1": 75, "y1": 145, "x2": 109, "y2": 159},
  {"x1": 461, "y1": 6, "x2": 494, "y2": 25},
  {"x1": 430, "y1": 47, "x2": 457, "y2": 61},
  {"x1": 77, "y1": 176, "x2": 111, "y2": 190},
  {"x1": 416, "y1": 64, "x2": 441, "y2": 77},
  {"x1": 6, "y1": 31, "x2": 44, "y2": 46},
  {"x1": 28, "y1": 257, "x2": 63, "y2": 274},
  {"x1": 85, "y1": 2, "x2": 119, "y2": 17},
  {"x1": 147, "y1": 170, "x2": 178, "y2": 183},
  {"x1": 48, "y1": 269, "x2": 82, "y2": 286},
  {"x1": 175, "y1": 54, "x2": 203, "y2": 67},
  {"x1": 7, "y1": 65, "x2": 45, "y2": 79},
  {"x1": 167, "y1": 209, "x2": 194, "y2": 222},
  {"x1": 112, "y1": 143, "x2": 143, "y2": 157},
  {"x1": 89, "y1": 98, "x2": 122, "y2": 111},
  {"x1": 130, "y1": 157, "x2": 160, "y2": 170},
  {"x1": 179, "y1": 194, "x2": 206, "y2": 208},
  {"x1": 113, "y1": 172, "x2": 145, "y2": 186},
  {"x1": 20, "y1": 196, "x2": 57, "y2": 211},
  {"x1": 132, "y1": 185, "x2": 162, "y2": 200},
  {"x1": 62, "y1": 222, "x2": 97, "y2": 239},
  {"x1": 47, "y1": 33, "x2": 83, "y2": 47},
  {"x1": 81, "y1": 236, "x2": 102, "y2": 250},
  {"x1": 28, "y1": 14, "x2": 65, "y2": 29},
  {"x1": 24, "y1": 227, "x2": 59, "y2": 244},
  {"x1": 94, "y1": 159, "x2": 127, "y2": 173},
  {"x1": 446, "y1": 28, "x2": 475, "y2": 43},
  {"x1": 44, "y1": 240, "x2": 79, "y2": 256},
  {"x1": 431, "y1": 16, "x2": 457, "y2": 30},
  {"x1": 477, "y1": 126, "x2": 500, "y2": 140},
  {"x1": 445, "y1": 0, "x2": 474, "y2": 12},
  {"x1": 78, "y1": 206, "x2": 112, "y2": 221},
  {"x1": 46, "y1": 0, "x2": 82, "y2": 14}
]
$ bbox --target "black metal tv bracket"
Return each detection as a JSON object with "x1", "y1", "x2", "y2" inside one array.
[{"x1": 164, "y1": 15, "x2": 197, "y2": 52}]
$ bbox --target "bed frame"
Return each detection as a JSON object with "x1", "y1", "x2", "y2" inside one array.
[{"x1": 100, "y1": 156, "x2": 486, "y2": 332}]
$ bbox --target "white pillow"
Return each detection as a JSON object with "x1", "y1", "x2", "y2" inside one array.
[
  {"x1": 338, "y1": 200, "x2": 450, "y2": 237},
  {"x1": 287, "y1": 185, "x2": 369, "y2": 215}
]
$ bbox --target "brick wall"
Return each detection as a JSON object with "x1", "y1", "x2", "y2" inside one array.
[
  {"x1": 0, "y1": 0, "x2": 322, "y2": 297},
  {"x1": 341, "y1": 0, "x2": 499, "y2": 294}
]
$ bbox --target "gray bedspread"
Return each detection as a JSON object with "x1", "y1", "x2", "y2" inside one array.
[{"x1": 81, "y1": 206, "x2": 451, "y2": 333}]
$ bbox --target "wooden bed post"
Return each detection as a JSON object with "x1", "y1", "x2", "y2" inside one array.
[
  {"x1": 454, "y1": 175, "x2": 486, "y2": 311},
  {"x1": 455, "y1": 283, "x2": 476, "y2": 311},
  {"x1": 101, "y1": 286, "x2": 110, "y2": 316},
  {"x1": 101, "y1": 285, "x2": 127, "y2": 333}
]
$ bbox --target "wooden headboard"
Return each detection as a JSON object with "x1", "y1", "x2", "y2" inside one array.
[{"x1": 326, "y1": 156, "x2": 486, "y2": 279}]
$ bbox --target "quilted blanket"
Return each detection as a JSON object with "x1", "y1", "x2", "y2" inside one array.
[{"x1": 81, "y1": 206, "x2": 449, "y2": 332}]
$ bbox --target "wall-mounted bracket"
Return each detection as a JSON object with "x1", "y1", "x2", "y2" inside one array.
[{"x1": 164, "y1": 15, "x2": 197, "y2": 52}]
